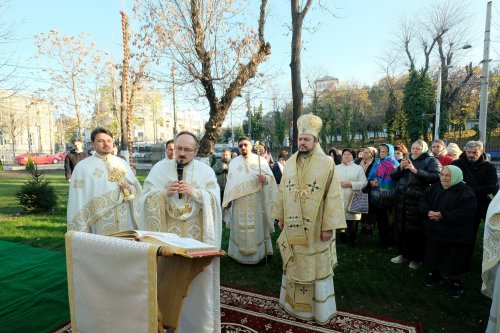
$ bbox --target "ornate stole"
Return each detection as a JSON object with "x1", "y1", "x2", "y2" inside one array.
[{"x1": 282, "y1": 151, "x2": 331, "y2": 245}]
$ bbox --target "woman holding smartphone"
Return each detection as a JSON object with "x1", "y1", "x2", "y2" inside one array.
[
  {"x1": 367, "y1": 143, "x2": 399, "y2": 246},
  {"x1": 391, "y1": 140, "x2": 441, "y2": 269}
]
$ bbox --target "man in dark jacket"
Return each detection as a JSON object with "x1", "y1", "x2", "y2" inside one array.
[
  {"x1": 272, "y1": 153, "x2": 286, "y2": 185},
  {"x1": 212, "y1": 147, "x2": 231, "y2": 203},
  {"x1": 64, "y1": 139, "x2": 89, "y2": 182},
  {"x1": 452, "y1": 140, "x2": 499, "y2": 248}
]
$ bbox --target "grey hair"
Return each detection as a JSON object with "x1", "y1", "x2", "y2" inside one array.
[{"x1": 465, "y1": 140, "x2": 483, "y2": 150}]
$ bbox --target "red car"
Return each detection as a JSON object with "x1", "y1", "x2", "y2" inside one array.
[
  {"x1": 55, "y1": 152, "x2": 68, "y2": 160},
  {"x1": 14, "y1": 153, "x2": 64, "y2": 165}
]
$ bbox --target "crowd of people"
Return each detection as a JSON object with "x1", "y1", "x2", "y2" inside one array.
[
  {"x1": 64, "y1": 122, "x2": 500, "y2": 331},
  {"x1": 327, "y1": 139, "x2": 498, "y2": 299}
]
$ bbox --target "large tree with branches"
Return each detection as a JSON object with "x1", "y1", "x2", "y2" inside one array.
[
  {"x1": 134, "y1": 0, "x2": 271, "y2": 156},
  {"x1": 34, "y1": 30, "x2": 102, "y2": 140},
  {"x1": 397, "y1": 0, "x2": 474, "y2": 139}
]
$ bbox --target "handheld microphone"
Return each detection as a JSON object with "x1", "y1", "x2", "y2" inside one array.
[{"x1": 177, "y1": 163, "x2": 184, "y2": 199}]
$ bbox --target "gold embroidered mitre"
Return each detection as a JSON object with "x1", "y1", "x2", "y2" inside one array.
[{"x1": 297, "y1": 113, "x2": 322, "y2": 138}]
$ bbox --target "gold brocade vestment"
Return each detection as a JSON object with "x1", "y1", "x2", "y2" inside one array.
[{"x1": 272, "y1": 146, "x2": 346, "y2": 323}]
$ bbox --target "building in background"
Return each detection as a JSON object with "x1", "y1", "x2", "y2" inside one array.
[
  {"x1": 314, "y1": 75, "x2": 339, "y2": 96},
  {"x1": 0, "y1": 91, "x2": 54, "y2": 163},
  {"x1": 132, "y1": 107, "x2": 205, "y2": 143}
]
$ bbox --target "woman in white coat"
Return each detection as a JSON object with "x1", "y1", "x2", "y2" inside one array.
[{"x1": 336, "y1": 148, "x2": 368, "y2": 246}]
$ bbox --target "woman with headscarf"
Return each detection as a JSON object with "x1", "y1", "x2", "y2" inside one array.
[
  {"x1": 391, "y1": 140, "x2": 441, "y2": 269},
  {"x1": 420, "y1": 165, "x2": 476, "y2": 298},
  {"x1": 356, "y1": 146, "x2": 377, "y2": 235},
  {"x1": 337, "y1": 148, "x2": 368, "y2": 246},
  {"x1": 482, "y1": 191, "x2": 500, "y2": 331},
  {"x1": 367, "y1": 143, "x2": 399, "y2": 246}
]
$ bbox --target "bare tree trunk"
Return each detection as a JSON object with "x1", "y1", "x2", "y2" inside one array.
[
  {"x1": 195, "y1": 0, "x2": 271, "y2": 156},
  {"x1": 290, "y1": 0, "x2": 313, "y2": 152}
]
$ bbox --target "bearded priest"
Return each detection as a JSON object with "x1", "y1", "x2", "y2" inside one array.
[
  {"x1": 140, "y1": 131, "x2": 222, "y2": 333},
  {"x1": 222, "y1": 137, "x2": 278, "y2": 264},
  {"x1": 67, "y1": 127, "x2": 141, "y2": 234},
  {"x1": 272, "y1": 113, "x2": 346, "y2": 324}
]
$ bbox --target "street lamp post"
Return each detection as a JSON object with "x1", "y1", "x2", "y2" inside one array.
[
  {"x1": 479, "y1": 1, "x2": 492, "y2": 144},
  {"x1": 434, "y1": 66, "x2": 443, "y2": 140}
]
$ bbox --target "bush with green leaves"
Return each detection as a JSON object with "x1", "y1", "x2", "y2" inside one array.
[
  {"x1": 0, "y1": 158, "x2": 3, "y2": 172},
  {"x1": 15, "y1": 169, "x2": 57, "y2": 213},
  {"x1": 25, "y1": 156, "x2": 35, "y2": 171}
]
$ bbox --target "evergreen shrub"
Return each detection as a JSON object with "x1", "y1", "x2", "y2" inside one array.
[
  {"x1": 15, "y1": 169, "x2": 57, "y2": 213},
  {"x1": 25, "y1": 156, "x2": 35, "y2": 171}
]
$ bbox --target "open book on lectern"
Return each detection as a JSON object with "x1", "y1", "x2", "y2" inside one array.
[{"x1": 106, "y1": 230, "x2": 224, "y2": 258}]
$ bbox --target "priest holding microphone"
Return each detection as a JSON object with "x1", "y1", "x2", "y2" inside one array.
[{"x1": 140, "y1": 131, "x2": 222, "y2": 333}]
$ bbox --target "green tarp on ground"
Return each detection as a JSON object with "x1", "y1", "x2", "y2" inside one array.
[{"x1": 0, "y1": 240, "x2": 69, "y2": 333}]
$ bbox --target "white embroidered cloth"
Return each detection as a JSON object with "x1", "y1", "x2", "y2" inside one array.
[{"x1": 65, "y1": 231, "x2": 158, "y2": 333}]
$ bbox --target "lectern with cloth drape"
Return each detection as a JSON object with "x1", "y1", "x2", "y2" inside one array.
[{"x1": 65, "y1": 231, "x2": 218, "y2": 333}]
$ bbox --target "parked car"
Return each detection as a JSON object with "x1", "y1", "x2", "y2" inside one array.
[
  {"x1": 14, "y1": 153, "x2": 64, "y2": 165},
  {"x1": 55, "y1": 152, "x2": 68, "y2": 160}
]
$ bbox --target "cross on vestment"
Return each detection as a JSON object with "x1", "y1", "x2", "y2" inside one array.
[
  {"x1": 181, "y1": 202, "x2": 192, "y2": 214},
  {"x1": 307, "y1": 180, "x2": 320, "y2": 194},
  {"x1": 171, "y1": 201, "x2": 193, "y2": 218}
]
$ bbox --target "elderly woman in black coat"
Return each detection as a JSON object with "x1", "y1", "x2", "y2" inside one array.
[
  {"x1": 390, "y1": 140, "x2": 441, "y2": 269},
  {"x1": 420, "y1": 165, "x2": 476, "y2": 298}
]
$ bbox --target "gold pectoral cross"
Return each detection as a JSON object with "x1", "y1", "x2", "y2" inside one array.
[
  {"x1": 181, "y1": 202, "x2": 192, "y2": 215},
  {"x1": 171, "y1": 201, "x2": 193, "y2": 218}
]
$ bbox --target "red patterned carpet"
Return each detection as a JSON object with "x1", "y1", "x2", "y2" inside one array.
[
  {"x1": 52, "y1": 286, "x2": 424, "y2": 333},
  {"x1": 220, "y1": 286, "x2": 423, "y2": 333}
]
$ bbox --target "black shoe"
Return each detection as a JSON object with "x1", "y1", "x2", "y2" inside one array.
[
  {"x1": 424, "y1": 273, "x2": 442, "y2": 287},
  {"x1": 450, "y1": 282, "x2": 464, "y2": 298}
]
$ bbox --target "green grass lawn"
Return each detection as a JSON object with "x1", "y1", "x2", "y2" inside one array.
[{"x1": 0, "y1": 169, "x2": 491, "y2": 332}]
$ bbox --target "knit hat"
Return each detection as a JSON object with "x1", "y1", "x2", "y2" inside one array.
[
  {"x1": 297, "y1": 113, "x2": 322, "y2": 138},
  {"x1": 446, "y1": 143, "x2": 462, "y2": 157}
]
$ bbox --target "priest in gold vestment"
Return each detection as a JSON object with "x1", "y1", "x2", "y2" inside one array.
[
  {"x1": 67, "y1": 127, "x2": 141, "y2": 234},
  {"x1": 222, "y1": 137, "x2": 278, "y2": 264},
  {"x1": 272, "y1": 114, "x2": 346, "y2": 324},
  {"x1": 140, "y1": 131, "x2": 222, "y2": 333}
]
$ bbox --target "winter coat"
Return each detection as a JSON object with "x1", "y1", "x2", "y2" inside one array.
[
  {"x1": 337, "y1": 162, "x2": 368, "y2": 221},
  {"x1": 272, "y1": 162, "x2": 283, "y2": 185},
  {"x1": 212, "y1": 158, "x2": 230, "y2": 190},
  {"x1": 355, "y1": 158, "x2": 375, "y2": 194},
  {"x1": 367, "y1": 144, "x2": 399, "y2": 207},
  {"x1": 420, "y1": 181, "x2": 477, "y2": 244},
  {"x1": 452, "y1": 153, "x2": 499, "y2": 219},
  {"x1": 64, "y1": 150, "x2": 89, "y2": 181},
  {"x1": 420, "y1": 182, "x2": 476, "y2": 244},
  {"x1": 391, "y1": 153, "x2": 441, "y2": 231}
]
